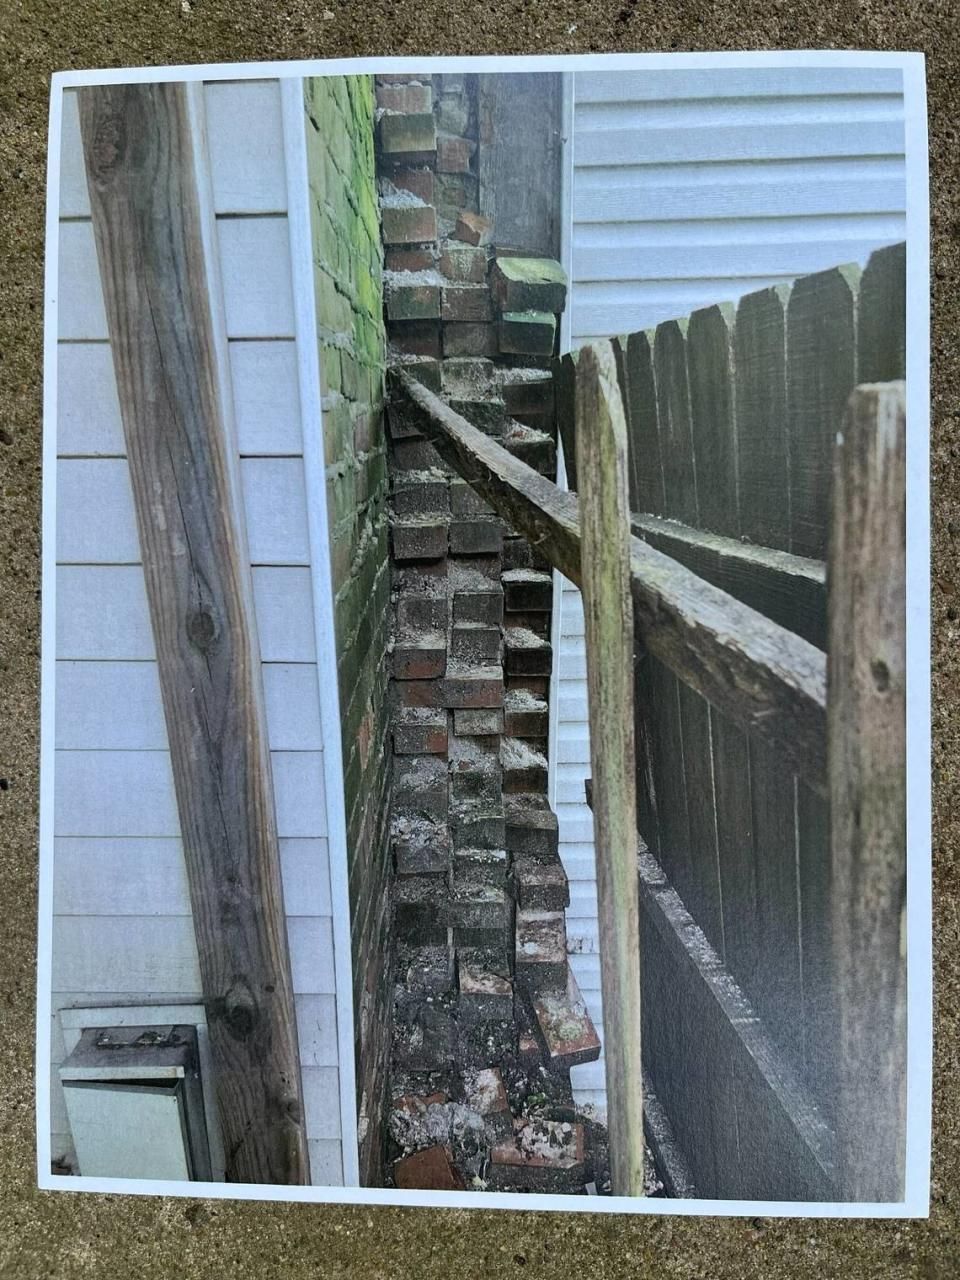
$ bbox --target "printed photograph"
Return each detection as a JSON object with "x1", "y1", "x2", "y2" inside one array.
[{"x1": 40, "y1": 55, "x2": 927, "y2": 1210}]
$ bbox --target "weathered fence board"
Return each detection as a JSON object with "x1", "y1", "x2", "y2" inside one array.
[
  {"x1": 79, "y1": 82, "x2": 308, "y2": 1185},
  {"x1": 574, "y1": 342, "x2": 645, "y2": 1197},
  {"x1": 829, "y1": 382, "x2": 907, "y2": 1202}
]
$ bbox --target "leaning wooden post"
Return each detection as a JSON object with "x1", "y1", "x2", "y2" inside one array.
[
  {"x1": 79, "y1": 83, "x2": 308, "y2": 1185},
  {"x1": 828, "y1": 382, "x2": 907, "y2": 1201},
  {"x1": 575, "y1": 342, "x2": 645, "y2": 1196}
]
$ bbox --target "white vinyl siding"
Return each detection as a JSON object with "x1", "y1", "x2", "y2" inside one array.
[
  {"x1": 554, "y1": 65, "x2": 907, "y2": 1116},
  {"x1": 50, "y1": 80, "x2": 349, "y2": 1186}
]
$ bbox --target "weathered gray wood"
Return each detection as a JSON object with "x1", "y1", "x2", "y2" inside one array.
[
  {"x1": 553, "y1": 349, "x2": 579, "y2": 491},
  {"x1": 639, "y1": 848, "x2": 838, "y2": 1200},
  {"x1": 687, "y1": 303, "x2": 738, "y2": 538},
  {"x1": 392, "y1": 368, "x2": 829, "y2": 793},
  {"x1": 653, "y1": 318, "x2": 698, "y2": 525},
  {"x1": 79, "y1": 83, "x2": 308, "y2": 1185},
  {"x1": 641, "y1": 1072, "x2": 698, "y2": 1198},
  {"x1": 734, "y1": 284, "x2": 791, "y2": 551},
  {"x1": 858, "y1": 243, "x2": 907, "y2": 383},
  {"x1": 786, "y1": 264, "x2": 859, "y2": 559},
  {"x1": 574, "y1": 341, "x2": 644, "y2": 1197},
  {"x1": 477, "y1": 73, "x2": 563, "y2": 258},
  {"x1": 631, "y1": 514, "x2": 827, "y2": 650},
  {"x1": 829, "y1": 382, "x2": 907, "y2": 1202},
  {"x1": 616, "y1": 329, "x2": 664, "y2": 517}
]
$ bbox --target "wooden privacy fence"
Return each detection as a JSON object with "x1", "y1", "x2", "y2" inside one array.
[
  {"x1": 391, "y1": 240, "x2": 907, "y2": 1203},
  {"x1": 555, "y1": 241, "x2": 907, "y2": 1203}
]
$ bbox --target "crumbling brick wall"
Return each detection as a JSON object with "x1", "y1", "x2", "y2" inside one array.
[{"x1": 304, "y1": 75, "x2": 392, "y2": 1185}]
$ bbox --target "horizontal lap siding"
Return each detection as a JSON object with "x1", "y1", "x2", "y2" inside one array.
[
  {"x1": 555, "y1": 66, "x2": 906, "y2": 1118},
  {"x1": 51, "y1": 82, "x2": 346, "y2": 1185}
]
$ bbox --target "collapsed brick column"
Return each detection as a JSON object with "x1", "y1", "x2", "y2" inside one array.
[{"x1": 375, "y1": 71, "x2": 606, "y2": 1194}]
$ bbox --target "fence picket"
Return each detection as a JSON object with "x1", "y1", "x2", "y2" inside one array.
[
  {"x1": 687, "y1": 302, "x2": 738, "y2": 538},
  {"x1": 858, "y1": 242, "x2": 907, "y2": 382}
]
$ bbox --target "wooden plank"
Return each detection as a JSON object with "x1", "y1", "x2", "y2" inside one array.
[
  {"x1": 638, "y1": 849, "x2": 838, "y2": 1199},
  {"x1": 553, "y1": 349, "x2": 579, "y2": 490},
  {"x1": 687, "y1": 303, "x2": 737, "y2": 537},
  {"x1": 574, "y1": 341, "x2": 644, "y2": 1197},
  {"x1": 858, "y1": 242, "x2": 907, "y2": 383},
  {"x1": 631, "y1": 514, "x2": 826, "y2": 650},
  {"x1": 392, "y1": 368, "x2": 828, "y2": 792},
  {"x1": 616, "y1": 329, "x2": 663, "y2": 517},
  {"x1": 734, "y1": 284, "x2": 791, "y2": 551},
  {"x1": 829, "y1": 382, "x2": 907, "y2": 1202},
  {"x1": 786, "y1": 264, "x2": 859, "y2": 559},
  {"x1": 653, "y1": 319, "x2": 698, "y2": 525},
  {"x1": 79, "y1": 82, "x2": 308, "y2": 1185},
  {"x1": 477, "y1": 73, "x2": 563, "y2": 257}
]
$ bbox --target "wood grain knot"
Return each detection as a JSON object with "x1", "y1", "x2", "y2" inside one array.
[
  {"x1": 186, "y1": 605, "x2": 218, "y2": 650},
  {"x1": 88, "y1": 113, "x2": 126, "y2": 180},
  {"x1": 222, "y1": 982, "x2": 259, "y2": 1040}
]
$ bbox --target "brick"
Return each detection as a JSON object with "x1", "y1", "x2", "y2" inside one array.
[
  {"x1": 515, "y1": 855, "x2": 569, "y2": 911},
  {"x1": 499, "y1": 310, "x2": 557, "y2": 356},
  {"x1": 389, "y1": 355, "x2": 441, "y2": 392},
  {"x1": 389, "y1": 321, "x2": 442, "y2": 360},
  {"x1": 454, "y1": 845, "x2": 508, "y2": 888},
  {"x1": 385, "y1": 277, "x2": 441, "y2": 321},
  {"x1": 501, "y1": 535, "x2": 551, "y2": 574},
  {"x1": 501, "y1": 369, "x2": 555, "y2": 416},
  {"x1": 381, "y1": 203, "x2": 438, "y2": 246},
  {"x1": 442, "y1": 322, "x2": 497, "y2": 358},
  {"x1": 396, "y1": 678, "x2": 443, "y2": 709},
  {"x1": 394, "y1": 875, "x2": 449, "y2": 945},
  {"x1": 379, "y1": 112, "x2": 437, "y2": 157},
  {"x1": 452, "y1": 589, "x2": 503, "y2": 627},
  {"x1": 447, "y1": 398, "x2": 507, "y2": 435},
  {"x1": 450, "y1": 800, "x2": 506, "y2": 850},
  {"x1": 449, "y1": 479, "x2": 491, "y2": 516},
  {"x1": 504, "y1": 422, "x2": 556, "y2": 474},
  {"x1": 397, "y1": 593, "x2": 448, "y2": 633},
  {"x1": 385, "y1": 246, "x2": 434, "y2": 273},
  {"x1": 453, "y1": 707, "x2": 504, "y2": 736},
  {"x1": 393, "y1": 1145, "x2": 466, "y2": 1191},
  {"x1": 436, "y1": 93, "x2": 470, "y2": 135},
  {"x1": 491, "y1": 256, "x2": 568, "y2": 314},
  {"x1": 439, "y1": 244, "x2": 488, "y2": 283},
  {"x1": 501, "y1": 736, "x2": 548, "y2": 793},
  {"x1": 437, "y1": 134, "x2": 475, "y2": 173},
  {"x1": 389, "y1": 168, "x2": 436, "y2": 204},
  {"x1": 532, "y1": 972, "x2": 602, "y2": 1070},
  {"x1": 394, "y1": 755, "x2": 449, "y2": 822},
  {"x1": 392, "y1": 471, "x2": 449, "y2": 516},
  {"x1": 449, "y1": 516, "x2": 503, "y2": 556},
  {"x1": 453, "y1": 210, "x2": 493, "y2": 247},
  {"x1": 392, "y1": 1004, "x2": 456, "y2": 1067},
  {"x1": 459, "y1": 967, "x2": 514, "y2": 1027},
  {"x1": 443, "y1": 662, "x2": 504, "y2": 709},
  {"x1": 487, "y1": 1122, "x2": 585, "y2": 1192},
  {"x1": 393, "y1": 707, "x2": 448, "y2": 756},
  {"x1": 503, "y1": 688, "x2": 549, "y2": 739},
  {"x1": 450, "y1": 622, "x2": 501, "y2": 665},
  {"x1": 442, "y1": 284, "x2": 493, "y2": 323},
  {"x1": 396, "y1": 943, "x2": 455, "y2": 999},
  {"x1": 504, "y1": 792, "x2": 558, "y2": 858},
  {"x1": 515, "y1": 909, "x2": 567, "y2": 993},
  {"x1": 391, "y1": 517, "x2": 448, "y2": 563},
  {"x1": 376, "y1": 82, "x2": 432, "y2": 114},
  {"x1": 392, "y1": 815, "x2": 451, "y2": 874},
  {"x1": 387, "y1": 402, "x2": 422, "y2": 441},
  {"x1": 391, "y1": 630, "x2": 446, "y2": 680},
  {"x1": 504, "y1": 626, "x2": 552, "y2": 676},
  {"x1": 502, "y1": 568, "x2": 553, "y2": 613},
  {"x1": 392, "y1": 437, "x2": 449, "y2": 471}
]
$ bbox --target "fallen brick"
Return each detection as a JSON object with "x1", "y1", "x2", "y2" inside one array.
[
  {"x1": 486, "y1": 1121, "x2": 585, "y2": 1193},
  {"x1": 532, "y1": 971, "x2": 602, "y2": 1070},
  {"x1": 459, "y1": 965, "x2": 514, "y2": 1028},
  {"x1": 393, "y1": 1145, "x2": 466, "y2": 1191},
  {"x1": 453, "y1": 210, "x2": 493, "y2": 247}
]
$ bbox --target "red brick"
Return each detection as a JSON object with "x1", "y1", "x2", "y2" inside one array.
[
  {"x1": 396, "y1": 679, "x2": 443, "y2": 709},
  {"x1": 453, "y1": 210, "x2": 493, "y2": 247},
  {"x1": 390, "y1": 168, "x2": 436, "y2": 204},
  {"x1": 389, "y1": 320, "x2": 442, "y2": 359},
  {"x1": 386, "y1": 281, "x2": 441, "y2": 322},
  {"x1": 376, "y1": 83, "x2": 432, "y2": 113},
  {"x1": 442, "y1": 322, "x2": 497, "y2": 358},
  {"x1": 440, "y1": 244, "x2": 488, "y2": 283},
  {"x1": 381, "y1": 204, "x2": 438, "y2": 246},
  {"x1": 437, "y1": 134, "x2": 475, "y2": 173},
  {"x1": 442, "y1": 285, "x2": 493, "y2": 323},
  {"x1": 393, "y1": 1145, "x2": 466, "y2": 1191},
  {"x1": 386, "y1": 246, "x2": 435, "y2": 273},
  {"x1": 379, "y1": 112, "x2": 437, "y2": 158},
  {"x1": 391, "y1": 631, "x2": 447, "y2": 680}
]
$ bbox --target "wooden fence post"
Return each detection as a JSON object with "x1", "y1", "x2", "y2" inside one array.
[
  {"x1": 79, "y1": 83, "x2": 309, "y2": 1185},
  {"x1": 574, "y1": 342, "x2": 645, "y2": 1196},
  {"x1": 829, "y1": 381, "x2": 907, "y2": 1201}
]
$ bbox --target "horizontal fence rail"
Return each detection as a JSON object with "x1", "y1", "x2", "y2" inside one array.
[{"x1": 390, "y1": 368, "x2": 828, "y2": 795}]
